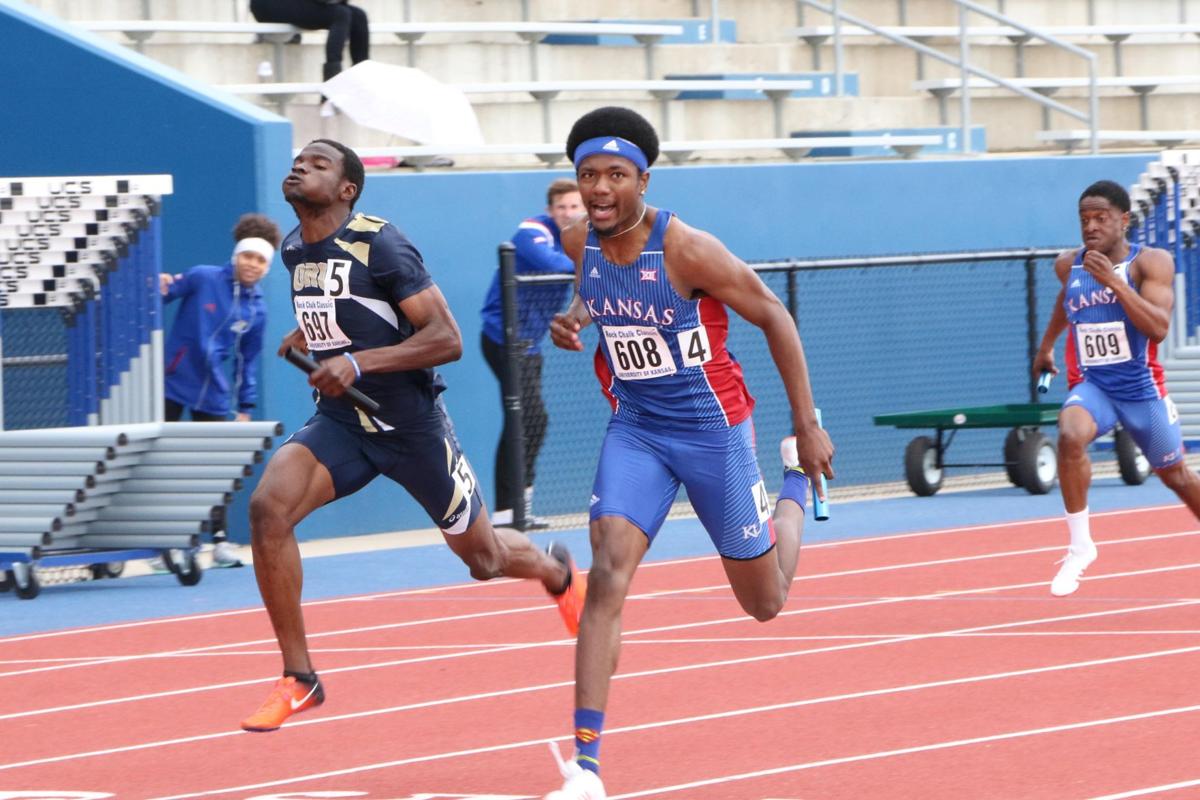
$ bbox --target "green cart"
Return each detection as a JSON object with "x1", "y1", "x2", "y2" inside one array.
[{"x1": 873, "y1": 403, "x2": 1150, "y2": 496}]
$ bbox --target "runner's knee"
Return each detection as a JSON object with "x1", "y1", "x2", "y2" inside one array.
[
  {"x1": 1156, "y1": 463, "x2": 1194, "y2": 492},
  {"x1": 739, "y1": 590, "x2": 785, "y2": 623},
  {"x1": 463, "y1": 549, "x2": 503, "y2": 581}
]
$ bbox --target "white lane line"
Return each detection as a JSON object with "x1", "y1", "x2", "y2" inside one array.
[
  {"x1": 604, "y1": 704, "x2": 1200, "y2": 799},
  {"x1": 1085, "y1": 778, "x2": 1200, "y2": 799},
  {"x1": 0, "y1": 503, "x2": 1183, "y2": 645},
  {"x1": 0, "y1": 601, "x2": 571, "y2": 680},
  {"x1": 8, "y1": 524, "x2": 1196, "y2": 682},
  {"x1": 4, "y1": 598, "x2": 1197, "y2": 773},
  {"x1": 141, "y1": 659, "x2": 1200, "y2": 800},
  {"x1": 9, "y1": 626, "x2": 1200, "y2": 668},
  {"x1": 3, "y1": 557, "x2": 1199, "y2": 725}
]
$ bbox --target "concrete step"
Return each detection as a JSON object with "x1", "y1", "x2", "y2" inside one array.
[
  {"x1": 796, "y1": 0, "x2": 1197, "y2": 27},
  {"x1": 284, "y1": 94, "x2": 929, "y2": 151},
  {"x1": 124, "y1": 39, "x2": 813, "y2": 85}
]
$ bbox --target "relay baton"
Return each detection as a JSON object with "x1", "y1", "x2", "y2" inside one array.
[
  {"x1": 811, "y1": 407, "x2": 831, "y2": 521},
  {"x1": 1037, "y1": 371, "x2": 1054, "y2": 394},
  {"x1": 285, "y1": 348, "x2": 382, "y2": 415}
]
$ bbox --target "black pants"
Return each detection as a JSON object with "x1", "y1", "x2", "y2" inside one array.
[
  {"x1": 249, "y1": 0, "x2": 370, "y2": 70},
  {"x1": 164, "y1": 398, "x2": 227, "y2": 422},
  {"x1": 163, "y1": 399, "x2": 229, "y2": 538},
  {"x1": 481, "y1": 333, "x2": 547, "y2": 513}
]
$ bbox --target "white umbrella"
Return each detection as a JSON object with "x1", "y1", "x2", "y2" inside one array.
[{"x1": 321, "y1": 61, "x2": 485, "y2": 147}]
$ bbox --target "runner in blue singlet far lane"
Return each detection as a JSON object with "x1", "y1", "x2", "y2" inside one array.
[{"x1": 1034, "y1": 179, "x2": 1200, "y2": 597}]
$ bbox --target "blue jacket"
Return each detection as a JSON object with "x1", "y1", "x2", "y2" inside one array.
[
  {"x1": 480, "y1": 213, "x2": 573, "y2": 354},
  {"x1": 163, "y1": 262, "x2": 267, "y2": 417}
]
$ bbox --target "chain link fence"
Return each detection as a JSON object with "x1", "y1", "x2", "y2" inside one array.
[{"x1": 498, "y1": 246, "x2": 1071, "y2": 529}]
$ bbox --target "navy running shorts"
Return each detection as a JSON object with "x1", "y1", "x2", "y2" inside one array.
[{"x1": 284, "y1": 408, "x2": 483, "y2": 534}]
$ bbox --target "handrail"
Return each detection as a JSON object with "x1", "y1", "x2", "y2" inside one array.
[{"x1": 796, "y1": 0, "x2": 1099, "y2": 155}]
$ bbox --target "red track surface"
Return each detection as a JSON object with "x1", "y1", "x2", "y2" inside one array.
[{"x1": 3, "y1": 504, "x2": 1200, "y2": 800}]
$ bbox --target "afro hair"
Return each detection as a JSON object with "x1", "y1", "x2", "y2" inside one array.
[{"x1": 566, "y1": 106, "x2": 660, "y2": 169}]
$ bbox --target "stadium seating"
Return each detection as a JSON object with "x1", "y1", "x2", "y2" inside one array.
[{"x1": 17, "y1": 0, "x2": 1193, "y2": 156}]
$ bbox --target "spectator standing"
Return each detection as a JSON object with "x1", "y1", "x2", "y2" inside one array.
[
  {"x1": 160, "y1": 212, "x2": 281, "y2": 565},
  {"x1": 480, "y1": 179, "x2": 584, "y2": 527}
]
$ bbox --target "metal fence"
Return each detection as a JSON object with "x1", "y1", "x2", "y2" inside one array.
[{"x1": 497, "y1": 245, "x2": 1068, "y2": 529}]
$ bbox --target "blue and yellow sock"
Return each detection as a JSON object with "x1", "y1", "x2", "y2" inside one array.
[
  {"x1": 574, "y1": 708, "x2": 605, "y2": 774},
  {"x1": 777, "y1": 468, "x2": 809, "y2": 510}
]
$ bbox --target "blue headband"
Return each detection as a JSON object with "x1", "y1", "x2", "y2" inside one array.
[{"x1": 572, "y1": 136, "x2": 649, "y2": 172}]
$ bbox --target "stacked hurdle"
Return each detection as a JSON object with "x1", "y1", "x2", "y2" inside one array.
[
  {"x1": 0, "y1": 421, "x2": 281, "y2": 599},
  {"x1": 0, "y1": 174, "x2": 172, "y2": 429},
  {"x1": 1127, "y1": 152, "x2": 1200, "y2": 441},
  {"x1": 1128, "y1": 153, "x2": 1200, "y2": 348}
]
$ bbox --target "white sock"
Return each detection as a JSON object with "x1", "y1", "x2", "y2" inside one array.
[{"x1": 1065, "y1": 507, "x2": 1093, "y2": 552}]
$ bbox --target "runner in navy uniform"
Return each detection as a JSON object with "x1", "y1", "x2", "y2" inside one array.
[
  {"x1": 240, "y1": 139, "x2": 585, "y2": 732},
  {"x1": 1034, "y1": 179, "x2": 1200, "y2": 596},
  {"x1": 541, "y1": 108, "x2": 835, "y2": 799}
]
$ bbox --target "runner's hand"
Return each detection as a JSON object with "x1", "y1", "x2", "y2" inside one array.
[
  {"x1": 1032, "y1": 349, "x2": 1058, "y2": 381},
  {"x1": 795, "y1": 421, "x2": 835, "y2": 491},
  {"x1": 308, "y1": 354, "x2": 356, "y2": 397},
  {"x1": 277, "y1": 328, "x2": 307, "y2": 357},
  {"x1": 550, "y1": 313, "x2": 584, "y2": 351}
]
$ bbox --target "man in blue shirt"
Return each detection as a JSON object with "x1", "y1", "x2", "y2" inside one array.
[
  {"x1": 480, "y1": 179, "x2": 584, "y2": 527},
  {"x1": 160, "y1": 213, "x2": 281, "y2": 565}
]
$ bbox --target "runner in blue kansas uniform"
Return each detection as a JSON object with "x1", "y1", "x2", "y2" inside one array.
[
  {"x1": 239, "y1": 139, "x2": 585, "y2": 733},
  {"x1": 1034, "y1": 179, "x2": 1200, "y2": 597},
  {"x1": 541, "y1": 107, "x2": 835, "y2": 800}
]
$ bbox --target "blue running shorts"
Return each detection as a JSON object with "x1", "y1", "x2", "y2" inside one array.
[
  {"x1": 284, "y1": 408, "x2": 483, "y2": 534},
  {"x1": 1062, "y1": 380, "x2": 1185, "y2": 470},
  {"x1": 589, "y1": 418, "x2": 775, "y2": 560}
]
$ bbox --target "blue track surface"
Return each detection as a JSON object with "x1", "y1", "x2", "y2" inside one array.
[{"x1": 0, "y1": 476, "x2": 1183, "y2": 637}]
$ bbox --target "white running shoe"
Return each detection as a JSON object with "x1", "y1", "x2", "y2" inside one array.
[
  {"x1": 1050, "y1": 544, "x2": 1098, "y2": 596},
  {"x1": 212, "y1": 541, "x2": 242, "y2": 567},
  {"x1": 544, "y1": 744, "x2": 606, "y2": 800},
  {"x1": 780, "y1": 435, "x2": 799, "y2": 469}
]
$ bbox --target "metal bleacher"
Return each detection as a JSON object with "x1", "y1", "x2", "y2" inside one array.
[{"x1": 0, "y1": 174, "x2": 281, "y2": 600}]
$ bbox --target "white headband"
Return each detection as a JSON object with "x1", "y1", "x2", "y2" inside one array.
[{"x1": 233, "y1": 237, "x2": 275, "y2": 265}]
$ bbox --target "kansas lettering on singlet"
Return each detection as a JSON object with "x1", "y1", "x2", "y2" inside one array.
[
  {"x1": 282, "y1": 212, "x2": 446, "y2": 433},
  {"x1": 577, "y1": 210, "x2": 754, "y2": 431},
  {"x1": 1064, "y1": 243, "x2": 1167, "y2": 401}
]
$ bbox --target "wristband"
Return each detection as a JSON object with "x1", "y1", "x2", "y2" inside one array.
[{"x1": 342, "y1": 352, "x2": 362, "y2": 382}]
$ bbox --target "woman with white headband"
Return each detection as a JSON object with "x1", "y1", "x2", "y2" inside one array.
[{"x1": 159, "y1": 212, "x2": 282, "y2": 565}]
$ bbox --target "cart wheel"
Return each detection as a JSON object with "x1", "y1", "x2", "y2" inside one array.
[
  {"x1": 0, "y1": 570, "x2": 12, "y2": 593},
  {"x1": 1115, "y1": 428, "x2": 1151, "y2": 485},
  {"x1": 1003, "y1": 427, "x2": 1024, "y2": 487},
  {"x1": 90, "y1": 562, "x2": 126, "y2": 580},
  {"x1": 904, "y1": 436, "x2": 943, "y2": 496},
  {"x1": 14, "y1": 570, "x2": 40, "y2": 600},
  {"x1": 164, "y1": 549, "x2": 203, "y2": 587},
  {"x1": 1017, "y1": 431, "x2": 1057, "y2": 495}
]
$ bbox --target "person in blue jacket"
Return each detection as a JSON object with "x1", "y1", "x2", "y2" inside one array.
[
  {"x1": 160, "y1": 212, "x2": 281, "y2": 564},
  {"x1": 480, "y1": 179, "x2": 584, "y2": 527}
]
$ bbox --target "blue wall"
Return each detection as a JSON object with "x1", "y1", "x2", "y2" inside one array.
[
  {"x1": 2, "y1": 0, "x2": 1156, "y2": 540},
  {"x1": 261, "y1": 154, "x2": 1154, "y2": 539}
]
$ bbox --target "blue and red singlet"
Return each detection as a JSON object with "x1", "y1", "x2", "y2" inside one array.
[{"x1": 577, "y1": 210, "x2": 755, "y2": 431}]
